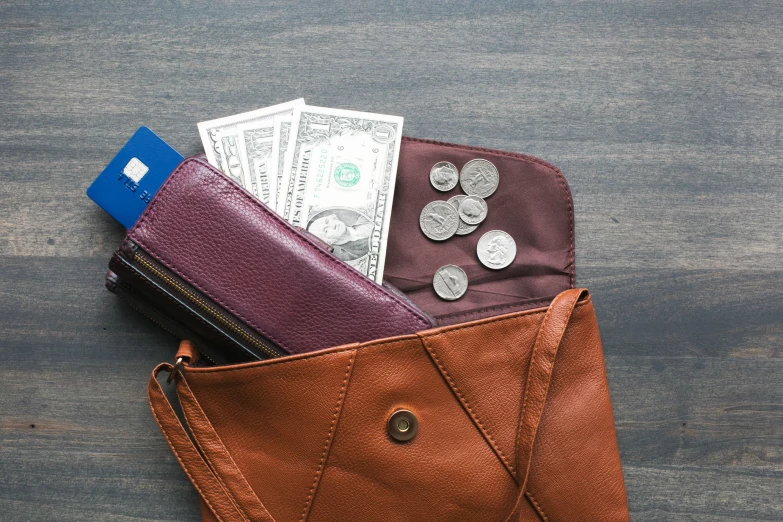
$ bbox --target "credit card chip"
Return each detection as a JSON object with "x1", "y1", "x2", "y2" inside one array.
[{"x1": 123, "y1": 157, "x2": 149, "y2": 183}]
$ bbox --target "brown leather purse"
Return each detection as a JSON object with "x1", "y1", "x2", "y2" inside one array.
[
  {"x1": 128, "y1": 138, "x2": 628, "y2": 520},
  {"x1": 148, "y1": 288, "x2": 629, "y2": 521}
]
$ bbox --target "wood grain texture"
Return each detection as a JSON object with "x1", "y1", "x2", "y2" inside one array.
[{"x1": 0, "y1": 0, "x2": 781, "y2": 520}]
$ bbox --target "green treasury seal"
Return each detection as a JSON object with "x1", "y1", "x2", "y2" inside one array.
[{"x1": 334, "y1": 163, "x2": 360, "y2": 188}]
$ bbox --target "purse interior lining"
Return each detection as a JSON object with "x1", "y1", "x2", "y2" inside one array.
[{"x1": 383, "y1": 137, "x2": 574, "y2": 326}]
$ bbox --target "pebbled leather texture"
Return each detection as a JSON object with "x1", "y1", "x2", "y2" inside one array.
[
  {"x1": 127, "y1": 157, "x2": 432, "y2": 355},
  {"x1": 156, "y1": 290, "x2": 629, "y2": 521}
]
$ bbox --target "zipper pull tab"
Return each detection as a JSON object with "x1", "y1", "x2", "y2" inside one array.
[
  {"x1": 175, "y1": 339, "x2": 199, "y2": 364},
  {"x1": 167, "y1": 340, "x2": 199, "y2": 384}
]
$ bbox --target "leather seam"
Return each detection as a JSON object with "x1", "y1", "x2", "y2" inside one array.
[
  {"x1": 421, "y1": 336, "x2": 516, "y2": 478},
  {"x1": 185, "y1": 340, "x2": 407, "y2": 376},
  {"x1": 184, "y1": 301, "x2": 588, "y2": 376},
  {"x1": 300, "y1": 350, "x2": 356, "y2": 521},
  {"x1": 422, "y1": 297, "x2": 588, "y2": 339},
  {"x1": 434, "y1": 297, "x2": 557, "y2": 322},
  {"x1": 147, "y1": 370, "x2": 236, "y2": 522},
  {"x1": 129, "y1": 157, "x2": 431, "y2": 352},
  {"x1": 513, "y1": 291, "x2": 583, "y2": 492},
  {"x1": 151, "y1": 158, "x2": 432, "y2": 331},
  {"x1": 177, "y1": 378, "x2": 264, "y2": 522},
  {"x1": 525, "y1": 491, "x2": 550, "y2": 522},
  {"x1": 401, "y1": 136, "x2": 575, "y2": 287}
]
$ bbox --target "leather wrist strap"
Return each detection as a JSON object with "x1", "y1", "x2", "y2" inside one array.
[
  {"x1": 148, "y1": 363, "x2": 256, "y2": 522},
  {"x1": 147, "y1": 288, "x2": 587, "y2": 522},
  {"x1": 505, "y1": 288, "x2": 587, "y2": 521}
]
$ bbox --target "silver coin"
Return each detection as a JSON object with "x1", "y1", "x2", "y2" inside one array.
[
  {"x1": 460, "y1": 159, "x2": 499, "y2": 198},
  {"x1": 419, "y1": 201, "x2": 460, "y2": 241},
  {"x1": 458, "y1": 196, "x2": 488, "y2": 225},
  {"x1": 433, "y1": 265, "x2": 468, "y2": 300},
  {"x1": 447, "y1": 195, "x2": 479, "y2": 236},
  {"x1": 429, "y1": 161, "x2": 459, "y2": 192},
  {"x1": 477, "y1": 230, "x2": 516, "y2": 270}
]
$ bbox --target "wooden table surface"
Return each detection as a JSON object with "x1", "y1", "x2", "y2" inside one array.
[{"x1": 1, "y1": 1, "x2": 781, "y2": 520}]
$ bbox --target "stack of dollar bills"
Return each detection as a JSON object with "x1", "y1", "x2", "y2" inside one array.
[{"x1": 198, "y1": 99, "x2": 404, "y2": 284}]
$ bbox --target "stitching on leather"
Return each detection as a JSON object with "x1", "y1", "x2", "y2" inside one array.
[
  {"x1": 184, "y1": 299, "x2": 589, "y2": 376},
  {"x1": 435, "y1": 297, "x2": 556, "y2": 322},
  {"x1": 421, "y1": 336, "x2": 516, "y2": 478},
  {"x1": 431, "y1": 310, "x2": 547, "y2": 339},
  {"x1": 129, "y1": 158, "x2": 290, "y2": 349},
  {"x1": 401, "y1": 136, "x2": 575, "y2": 287},
  {"x1": 525, "y1": 491, "x2": 550, "y2": 522},
  {"x1": 187, "y1": 339, "x2": 409, "y2": 376},
  {"x1": 189, "y1": 304, "x2": 548, "y2": 376},
  {"x1": 513, "y1": 298, "x2": 558, "y2": 474},
  {"x1": 299, "y1": 350, "x2": 356, "y2": 521},
  {"x1": 147, "y1": 368, "x2": 236, "y2": 522},
  {"x1": 129, "y1": 158, "x2": 430, "y2": 351},
  {"x1": 553, "y1": 161, "x2": 575, "y2": 288},
  {"x1": 513, "y1": 291, "x2": 583, "y2": 498},
  {"x1": 143, "y1": 157, "x2": 431, "y2": 329},
  {"x1": 425, "y1": 297, "x2": 587, "y2": 338},
  {"x1": 178, "y1": 377, "x2": 265, "y2": 522}
]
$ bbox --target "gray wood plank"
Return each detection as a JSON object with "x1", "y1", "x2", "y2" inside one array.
[
  {"x1": 1, "y1": 0, "x2": 781, "y2": 520},
  {"x1": 623, "y1": 465, "x2": 783, "y2": 521}
]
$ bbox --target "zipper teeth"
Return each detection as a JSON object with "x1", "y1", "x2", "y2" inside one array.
[{"x1": 133, "y1": 251, "x2": 281, "y2": 359}]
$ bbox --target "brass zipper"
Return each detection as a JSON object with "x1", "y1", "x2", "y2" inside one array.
[{"x1": 130, "y1": 246, "x2": 284, "y2": 359}]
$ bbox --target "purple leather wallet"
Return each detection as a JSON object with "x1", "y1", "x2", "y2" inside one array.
[{"x1": 106, "y1": 156, "x2": 433, "y2": 364}]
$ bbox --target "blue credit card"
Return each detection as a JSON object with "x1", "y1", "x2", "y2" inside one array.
[{"x1": 86, "y1": 127, "x2": 183, "y2": 229}]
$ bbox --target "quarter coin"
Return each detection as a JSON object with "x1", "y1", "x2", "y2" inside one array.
[
  {"x1": 429, "y1": 161, "x2": 459, "y2": 192},
  {"x1": 433, "y1": 265, "x2": 468, "y2": 300},
  {"x1": 419, "y1": 201, "x2": 460, "y2": 241},
  {"x1": 447, "y1": 195, "x2": 479, "y2": 236},
  {"x1": 477, "y1": 230, "x2": 516, "y2": 270},
  {"x1": 458, "y1": 196, "x2": 488, "y2": 225},
  {"x1": 460, "y1": 159, "x2": 499, "y2": 198}
]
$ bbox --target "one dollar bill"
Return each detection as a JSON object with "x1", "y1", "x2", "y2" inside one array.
[
  {"x1": 271, "y1": 114, "x2": 292, "y2": 214},
  {"x1": 236, "y1": 122, "x2": 275, "y2": 207},
  {"x1": 197, "y1": 98, "x2": 304, "y2": 192},
  {"x1": 281, "y1": 106, "x2": 403, "y2": 283}
]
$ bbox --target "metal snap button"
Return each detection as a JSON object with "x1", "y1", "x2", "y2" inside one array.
[{"x1": 388, "y1": 409, "x2": 418, "y2": 442}]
